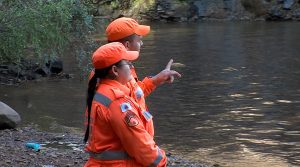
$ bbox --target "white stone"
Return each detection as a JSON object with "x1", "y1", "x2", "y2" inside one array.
[{"x1": 0, "y1": 101, "x2": 21, "y2": 129}]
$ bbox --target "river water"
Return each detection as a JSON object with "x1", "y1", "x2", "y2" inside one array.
[{"x1": 1, "y1": 22, "x2": 300, "y2": 167}]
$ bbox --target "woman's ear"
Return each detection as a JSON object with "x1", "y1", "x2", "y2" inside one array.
[{"x1": 111, "y1": 65, "x2": 119, "y2": 78}]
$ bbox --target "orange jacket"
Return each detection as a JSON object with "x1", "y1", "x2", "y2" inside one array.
[
  {"x1": 85, "y1": 79, "x2": 167, "y2": 167},
  {"x1": 126, "y1": 68, "x2": 156, "y2": 137},
  {"x1": 88, "y1": 68, "x2": 156, "y2": 98},
  {"x1": 129, "y1": 68, "x2": 156, "y2": 98},
  {"x1": 89, "y1": 68, "x2": 156, "y2": 137}
]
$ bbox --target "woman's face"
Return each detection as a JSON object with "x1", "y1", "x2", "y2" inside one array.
[{"x1": 114, "y1": 60, "x2": 133, "y2": 84}]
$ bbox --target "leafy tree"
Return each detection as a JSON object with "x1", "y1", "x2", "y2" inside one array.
[{"x1": 0, "y1": 0, "x2": 94, "y2": 66}]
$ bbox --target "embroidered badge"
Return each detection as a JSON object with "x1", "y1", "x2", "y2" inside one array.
[
  {"x1": 142, "y1": 111, "x2": 153, "y2": 121},
  {"x1": 120, "y1": 102, "x2": 132, "y2": 113},
  {"x1": 125, "y1": 111, "x2": 139, "y2": 127},
  {"x1": 135, "y1": 87, "x2": 144, "y2": 99}
]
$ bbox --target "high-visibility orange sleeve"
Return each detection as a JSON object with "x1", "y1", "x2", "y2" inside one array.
[
  {"x1": 108, "y1": 99, "x2": 167, "y2": 167},
  {"x1": 130, "y1": 68, "x2": 156, "y2": 97},
  {"x1": 137, "y1": 77, "x2": 156, "y2": 97}
]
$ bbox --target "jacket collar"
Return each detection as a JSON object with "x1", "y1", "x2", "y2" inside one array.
[{"x1": 100, "y1": 79, "x2": 130, "y2": 96}]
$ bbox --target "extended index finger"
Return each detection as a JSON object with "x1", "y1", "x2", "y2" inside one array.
[{"x1": 165, "y1": 59, "x2": 173, "y2": 70}]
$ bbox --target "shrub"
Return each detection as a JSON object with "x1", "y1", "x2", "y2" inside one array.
[{"x1": 0, "y1": 0, "x2": 94, "y2": 66}]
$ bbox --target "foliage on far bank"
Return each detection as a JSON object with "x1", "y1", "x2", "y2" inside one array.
[{"x1": 0, "y1": 0, "x2": 94, "y2": 66}]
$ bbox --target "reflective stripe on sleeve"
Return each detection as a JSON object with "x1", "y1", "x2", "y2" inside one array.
[
  {"x1": 88, "y1": 150, "x2": 131, "y2": 160},
  {"x1": 149, "y1": 148, "x2": 163, "y2": 167},
  {"x1": 93, "y1": 92, "x2": 112, "y2": 107}
]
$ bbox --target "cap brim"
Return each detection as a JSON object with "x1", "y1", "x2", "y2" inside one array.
[
  {"x1": 135, "y1": 25, "x2": 150, "y2": 36},
  {"x1": 122, "y1": 50, "x2": 139, "y2": 61}
]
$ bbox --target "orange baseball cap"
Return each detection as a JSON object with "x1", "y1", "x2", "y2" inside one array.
[
  {"x1": 106, "y1": 17, "x2": 150, "y2": 41},
  {"x1": 92, "y1": 42, "x2": 139, "y2": 69}
]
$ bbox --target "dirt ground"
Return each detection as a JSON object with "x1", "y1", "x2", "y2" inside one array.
[{"x1": 0, "y1": 126, "x2": 214, "y2": 167}]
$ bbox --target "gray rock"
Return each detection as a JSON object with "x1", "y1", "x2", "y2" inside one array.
[
  {"x1": 283, "y1": 0, "x2": 294, "y2": 9},
  {"x1": 193, "y1": 0, "x2": 232, "y2": 19},
  {"x1": 35, "y1": 66, "x2": 50, "y2": 77},
  {"x1": 50, "y1": 60, "x2": 63, "y2": 74},
  {"x1": 292, "y1": 8, "x2": 300, "y2": 16},
  {"x1": 277, "y1": 0, "x2": 284, "y2": 3},
  {"x1": 8, "y1": 65, "x2": 20, "y2": 76},
  {"x1": 267, "y1": 6, "x2": 285, "y2": 20},
  {"x1": 194, "y1": 0, "x2": 210, "y2": 17},
  {"x1": 224, "y1": 0, "x2": 237, "y2": 12},
  {"x1": 0, "y1": 102, "x2": 21, "y2": 129}
]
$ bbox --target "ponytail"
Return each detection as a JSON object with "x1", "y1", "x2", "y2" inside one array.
[
  {"x1": 84, "y1": 65, "x2": 118, "y2": 143},
  {"x1": 84, "y1": 71, "x2": 98, "y2": 143}
]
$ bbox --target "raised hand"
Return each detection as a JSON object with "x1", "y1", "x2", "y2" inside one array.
[{"x1": 151, "y1": 59, "x2": 182, "y2": 86}]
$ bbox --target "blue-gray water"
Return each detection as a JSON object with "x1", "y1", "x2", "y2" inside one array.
[{"x1": 1, "y1": 22, "x2": 300, "y2": 167}]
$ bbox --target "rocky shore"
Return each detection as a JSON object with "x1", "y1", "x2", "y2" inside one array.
[
  {"x1": 0, "y1": 60, "x2": 71, "y2": 86},
  {"x1": 93, "y1": 0, "x2": 300, "y2": 22},
  {"x1": 0, "y1": 126, "x2": 213, "y2": 167}
]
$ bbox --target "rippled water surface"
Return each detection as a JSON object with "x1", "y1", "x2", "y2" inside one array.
[{"x1": 1, "y1": 22, "x2": 300, "y2": 167}]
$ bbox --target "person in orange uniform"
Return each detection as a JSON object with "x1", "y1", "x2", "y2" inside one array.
[
  {"x1": 105, "y1": 17, "x2": 156, "y2": 138},
  {"x1": 86, "y1": 17, "x2": 181, "y2": 140},
  {"x1": 108, "y1": 17, "x2": 181, "y2": 136},
  {"x1": 84, "y1": 42, "x2": 167, "y2": 167}
]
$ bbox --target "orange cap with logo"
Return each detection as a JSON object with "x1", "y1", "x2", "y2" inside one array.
[
  {"x1": 106, "y1": 17, "x2": 150, "y2": 42},
  {"x1": 92, "y1": 42, "x2": 139, "y2": 69}
]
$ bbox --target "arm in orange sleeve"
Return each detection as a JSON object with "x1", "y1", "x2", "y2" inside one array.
[
  {"x1": 137, "y1": 77, "x2": 156, "y2": 97},
  {"x1": 131, "y1": 68, "x2": 156, "y2": 97},
  {"x1": 108, "y1": 99, "x2": 167, "y2": 167}
]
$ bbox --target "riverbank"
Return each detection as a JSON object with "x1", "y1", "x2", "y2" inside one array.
[
  {"x1": 0, "y1": 126, "x2": 214, "y2": 167},
  {"x1": 93, "y1": 0, "x2": 300, "y2": 22},
  {"x1": 0, "y1": 60, "x2": 72, "y2": 86}
]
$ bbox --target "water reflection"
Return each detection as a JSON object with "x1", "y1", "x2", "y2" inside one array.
[
  {"x1": 0, "y1": 78, "x2": 86, "y2": 131},
  {"x1": 1, "y1": 22, "x2": 300, "y2": 167},
  {"x1": 143, "y1": 22, "x2": 300, "y2": 167}
]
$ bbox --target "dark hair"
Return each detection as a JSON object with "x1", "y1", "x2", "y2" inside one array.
[
  {"x1": 107, "y1": 34, "x2": 136, "y2": 44},
  {"x1": 84, "y1": 61, "x2": 123, "y2": 143},
  {"x1": 116, "y1": 14, "x2": 125, "y2": 19}
]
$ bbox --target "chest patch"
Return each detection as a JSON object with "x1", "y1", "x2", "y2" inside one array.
[{"x1": 120, "y1": 102, "x2": 132, "y2": 113}]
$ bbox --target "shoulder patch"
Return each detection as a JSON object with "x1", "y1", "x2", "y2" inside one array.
[
  {"x1": 125, "y1": 111, "x2": 139, "y2": 127},
  {"x1": 142, "y1": 111, "x2": 153, "y2": 121},
  {"x1": 120, "y1": 102, "x2": 132, "y2": 113},
  {"x1": 135, "y1": 86, "x2": 144, "y2": 99}
]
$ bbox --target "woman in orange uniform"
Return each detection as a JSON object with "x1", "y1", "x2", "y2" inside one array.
[{"x1": 84, "y1": 42, "x2": 167, "y2": 167}]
